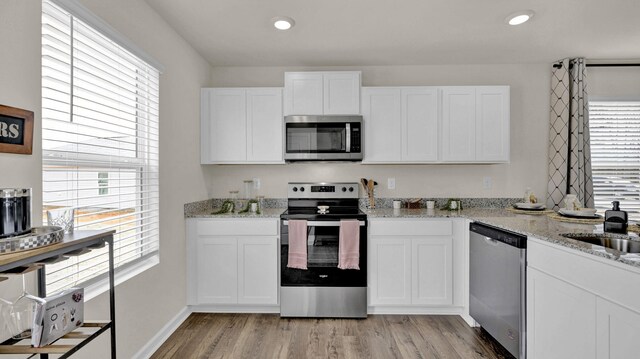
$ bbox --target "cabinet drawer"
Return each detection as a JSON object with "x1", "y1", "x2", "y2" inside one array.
[
  {"x1": 196, "y1": 219, "x2": 278, "y2": 236},
  {"x1": 370, "y1": 219, "x2": 452, "y2": 236}
]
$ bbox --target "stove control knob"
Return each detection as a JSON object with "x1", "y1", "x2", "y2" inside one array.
[
  {"x1": 300, "y1": 187, "x2": 305, "y2": 192},
  {"x1": 292, "y1": 187, "x2": 298, "y2": 192},
  {"x1": 348, "y1": 187, "x2": 354, "y2": 192},
  {"x1": 342, "y1": 187, "x2": 347, "y2": 192}
]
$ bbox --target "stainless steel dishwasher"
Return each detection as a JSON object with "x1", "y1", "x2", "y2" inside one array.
[{"x1": 469, "y1": 222, "x2": 526, "y2": 359}]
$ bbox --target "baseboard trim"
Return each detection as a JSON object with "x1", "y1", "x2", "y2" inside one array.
[
  {"x1": 190, "y1": 304, "x2": 280, "y2": 313},
  {"x1": 133, "y1": 306, "x2": 190, "y2": 359},
  {"x1": 367, "y1": 306, "x2": 464, "y2": 315}
]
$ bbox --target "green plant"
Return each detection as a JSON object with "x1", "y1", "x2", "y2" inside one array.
[
  {"x1": 211, "y1": 200, "x2": 235, "y2": 215},
  {"x1": 440, "y1": 198, "x2": 463, "y2": 211},
  {"x1": 238, "y1": 199, "x2": 261, "y2": 215}
]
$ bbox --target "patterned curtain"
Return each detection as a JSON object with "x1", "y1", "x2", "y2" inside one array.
[{"x1": 547, "y1": 58, "x2": 594, "y2": 210}]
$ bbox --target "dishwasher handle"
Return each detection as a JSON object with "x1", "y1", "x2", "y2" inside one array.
[{"x1": 470, "y1": 222, "x2": 527, "y2": 249}]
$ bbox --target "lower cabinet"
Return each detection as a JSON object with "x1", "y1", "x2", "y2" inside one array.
[
  {"x1": 527, "y1": 268, "x2": 596, "y2": 359},
  {"x1": 596, "y1": 297, "x2": 640, "y2": 359},
  {"x1": 187, "y1": 219, "x2": 279, "y2": 308},
  {"x1": 368, "y1": 219, "x2": 457, "y2": 309},
  {"x1": 527, "y1": 238, "x2": 640, "y2": 359}
]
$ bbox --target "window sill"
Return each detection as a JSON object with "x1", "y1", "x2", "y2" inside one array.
[{"x1": 84, "y1": 254, "x2": 159, "y2": 302}]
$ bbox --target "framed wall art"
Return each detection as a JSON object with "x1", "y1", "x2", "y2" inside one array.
[{"x1": 0, "y1": 104, "x2": 34, "y2": 155}]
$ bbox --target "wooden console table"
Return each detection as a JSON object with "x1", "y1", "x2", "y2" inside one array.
[{"x1": 0, "y1": 230, "x2": 116, "y2": 358}]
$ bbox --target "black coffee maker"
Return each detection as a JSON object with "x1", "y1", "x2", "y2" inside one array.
[{"x1": 0, "y1": 188, "x2": 32, "y2": 238}]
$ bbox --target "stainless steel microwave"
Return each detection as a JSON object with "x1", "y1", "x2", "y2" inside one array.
[{"x1": 284, "y1": 115, "x2": 363, "y2": 161}]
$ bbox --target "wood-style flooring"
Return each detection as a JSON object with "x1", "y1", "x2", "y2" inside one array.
[{"x1": 151, "y1": 314, "x2": 514, "y2": 359}]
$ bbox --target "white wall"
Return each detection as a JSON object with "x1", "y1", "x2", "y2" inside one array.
[
  {"x1": 0, "y1": 0, "x2": 43, "y2": 318},
  {"x1": 207, "y1": 64, "x2": 551, "y2": 199},
  {"x1": 0, "y1": 0, "x2": 211, "y2": 357}
]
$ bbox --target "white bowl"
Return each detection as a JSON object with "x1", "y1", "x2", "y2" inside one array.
[
  {"x1": 514, "y1": 202, "x2": 545, "y2": 210},
  {"x1": 559, "y1": 208, "x2": 598, "y2": 217}
]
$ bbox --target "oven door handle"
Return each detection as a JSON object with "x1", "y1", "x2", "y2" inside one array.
[{"x1": 282, "y1": 220, "x2": 366, "y2": 227}]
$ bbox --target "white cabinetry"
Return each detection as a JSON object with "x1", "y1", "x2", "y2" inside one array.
[
  {"x1": 201, "y1": 88, "x2": 283, "y2": 164},
  {"x1": 527, "y1": 238, "x2": 640, "y2": 359},
  {"x1": 187, "y1": 219, "x2": 279, "y2": 311},
  {"x1": 368, "y1": 219, "x2": 460, "y2": 312},
  {"x1": 441, "y1": 86, "x2": 510, "y2": 162},
  {"x1": 362, "y1": 87, "x2": 438, "y2": 163},
  {"x1": 363, "y1": 86, "x2": 509, "y2": 163},
  {"x1": 527, "y1": 268, "x2": 596, "y2": 359},
  {"x1": 284, "y1": 71, "x2": 361, "y2": 115}
]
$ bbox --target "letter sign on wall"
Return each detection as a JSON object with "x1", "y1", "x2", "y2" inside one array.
[{"x1": 0, "y1": 104, "x2": 34, "y2": 155}]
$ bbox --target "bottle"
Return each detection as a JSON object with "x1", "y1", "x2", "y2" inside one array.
[{"x1": 604, "y1": 201, "x2": 628, "y2": 234}]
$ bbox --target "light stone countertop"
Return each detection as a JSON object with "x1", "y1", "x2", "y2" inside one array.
[
  {"x1": 185, "y1": 204, "x2": 640, "y2": 269},
  {"x1": 366, "y1": 207, "x2": 640, "y2": 269},
  {"x1": 185, "y1": 207, "x2": 286, "y2": 219}
]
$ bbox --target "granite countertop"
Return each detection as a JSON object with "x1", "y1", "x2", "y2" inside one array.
[
  {"x1": 185, "y1": 207, "x2": 286, "y2": 219},
  {"x1": 366, "y1": 207, "x2": 640, "y2": 269}
]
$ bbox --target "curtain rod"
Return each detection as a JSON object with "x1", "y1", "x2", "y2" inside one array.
[{"x1": 553, "y1": 62, "x2": 640, "y2": 69}]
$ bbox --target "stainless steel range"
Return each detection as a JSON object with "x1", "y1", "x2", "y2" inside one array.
[{"x1": 280, "y1": 182, "x2": 367, "y2": 318}]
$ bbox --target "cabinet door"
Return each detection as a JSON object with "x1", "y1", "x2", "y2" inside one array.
[
  {"x1": 402, "y1": 87, "x2": 439, "y2": 162},
  {"x1": 323, "y1": 72, "x2": 361, "y2": 115},
  {"x1": 527, "y1": 268, "x2": 596, "y2": 359},
  {"x1": 441, "y1": 87, "x2": 476, "y2": 162},
  {"x1": 246, "y1": 88, "x2": 283, "y2": 163},
  {"x1": 237, "y1": 237, "x2": 278, "y2": 305},
  {"x1": 596, "y1": 297, "x2": 640, "y2": 359},
  {"x1": 284, "y1": 72, "x2": 323, "y2": 115},
  {"x1": 369, "y1": 236, "x2": 411, "y2": 305},
  {"x1": 206, "y1": 88, "x2": 247, "y2": 163},
  {"x1": 196, "y1": 236, "x2": 238, "y2": 304},
  {"x1": 476, "y1": 86, "x2": 510, "y2": 162},
  {"x1": 361, "y1": 87, "x2": 402, "y2": 163},
  {"x1": 411, "y1": 236, "x2": 453, "y2": 305}
]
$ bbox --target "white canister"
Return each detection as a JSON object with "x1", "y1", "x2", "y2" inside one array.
[
  {"x1": 393, "y1": 200, "x2": 402, "y2": 209},
  {"x1": 426, "y1": 201, "x2": 435, "y2": 209},
  {"x1": 250, "y1": 202, "x2": 258, "y2": 213}
]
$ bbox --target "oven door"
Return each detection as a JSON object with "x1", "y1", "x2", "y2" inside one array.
[{"x1": 280, "y1": 220, "x2": 367, "y2": 287}]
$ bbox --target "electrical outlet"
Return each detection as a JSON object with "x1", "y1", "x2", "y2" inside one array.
[
  {"x1": 483, "y1": 176, "x2": 492, "y2": 190},
  {"x1": 388, "y1": 178, "x2": 396, "y2": 190},
  {"x1": 253, "y1": 178, "x2": 261, "y2": 190}
]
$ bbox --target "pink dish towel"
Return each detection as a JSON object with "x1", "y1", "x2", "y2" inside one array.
[
  {"x1": 287, "y1": 219, "x2": 308, "y2": 270},
  {"x1": 338, "y1": 219, "x2": 360, "y2": 270}
]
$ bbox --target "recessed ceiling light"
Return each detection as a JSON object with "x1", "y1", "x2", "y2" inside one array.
[
  {"x1": 505, "y1": 10, "x2": 535, "y2": 26},
  {"x1": 272, "y1": 16, "x2": 295, "y2": 30}
]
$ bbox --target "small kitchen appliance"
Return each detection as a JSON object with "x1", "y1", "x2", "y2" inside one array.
[
  {"x1": 280, "y1": 182, "x2": 367, "y2": 318},
  {"x1": 0, "y1": 188, "x2": 32, "y2": 238},
  {"x1": 284, "y1": 115, "x2": 363, "y2": 161}
]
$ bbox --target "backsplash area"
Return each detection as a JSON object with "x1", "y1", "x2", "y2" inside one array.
[{"x1": 184, "y1": 197, "x2": 522, "y2": 215}]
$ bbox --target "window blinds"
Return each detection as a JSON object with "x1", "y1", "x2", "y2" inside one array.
[
  {"x1": 42, "y1": 0, "x2": 160, "y2": 294},
  {"x1": 589, "y1": 100, "x2": 640, "y2": 221}
]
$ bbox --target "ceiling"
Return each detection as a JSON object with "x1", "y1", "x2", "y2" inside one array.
[{"x1": 145, "y1": 0, "x2": 640, "y2": 67}]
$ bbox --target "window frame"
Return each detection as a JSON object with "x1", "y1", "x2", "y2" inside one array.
[{"x1": 42, "y1": 0, "x2": 162, "y2": 299}]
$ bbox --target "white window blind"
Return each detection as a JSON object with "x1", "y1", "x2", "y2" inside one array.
[
  {"x1": 42, "y1": 0, "x2": 160, "y2": 295},
  {"x1": 589, "y1": 100, "x2": 640, "y2": 221}
]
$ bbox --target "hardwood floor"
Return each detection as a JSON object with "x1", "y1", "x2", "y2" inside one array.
[{"x1": 151, "y1": 314, "x2": 515, "y2": 359}]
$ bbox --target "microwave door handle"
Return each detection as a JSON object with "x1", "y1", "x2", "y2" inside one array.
[
  {"x1": 345, "y1": 123, "x2": 351, "y2": 153},
  {"x1": 282, "y1": 220, "x2": 366, "y2": 227}
]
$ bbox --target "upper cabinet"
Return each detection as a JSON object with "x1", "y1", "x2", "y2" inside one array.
[
  {"x1": 362, "y1": 87, "x2": 438, "y2": 163},
  {"x1": 441, "y1": 86, "x2": 510, "y2": 162},
  {"x1": 364, "y1": 85, "x2": 510, "y2": 164},
  {"x1": 201, "y1": 88, "x2": 283, "y2": 164},
  {"x1": 284, "y1": 71, "x2": 361, "y2": 115}
]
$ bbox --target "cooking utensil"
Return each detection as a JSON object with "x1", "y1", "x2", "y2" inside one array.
[{"x1": 368, "y1": 178, "x2": 375, "y2": 208}]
